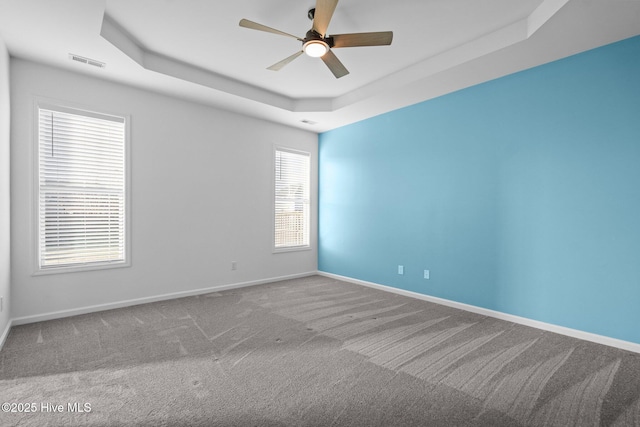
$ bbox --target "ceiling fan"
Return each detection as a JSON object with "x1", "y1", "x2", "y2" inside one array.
[{"x1": 239, "y1": 0, "x2": 393, "y2": 79}]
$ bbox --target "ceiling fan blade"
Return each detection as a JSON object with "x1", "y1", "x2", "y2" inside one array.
[
  {"x1": 239, "y1": 19, "x2": 303, "y2": 41},
  {"x1": 331, "y1": 31, "x2": 393, "y2": 48},
  {"x1": 267, "y1": 51, "x2": 304, "y2": 71},
  {"x1": 312, "y1": 0, "x2": 339, "y2": 37},
  {"x1": 321, "y1": 49, "x2": 349, "y2": 79}
]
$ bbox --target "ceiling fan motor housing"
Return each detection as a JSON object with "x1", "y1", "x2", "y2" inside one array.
[{"x1": 304, "y1": 29, "x2": 334, "y2": 47}]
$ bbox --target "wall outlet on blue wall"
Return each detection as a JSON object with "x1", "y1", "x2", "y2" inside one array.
[
  {"x1": 398, "y1": 265, "x2": 404, "y2": 275},
  {"x1": 424, "y1": 270, "x2": 430, "y2": 280}
]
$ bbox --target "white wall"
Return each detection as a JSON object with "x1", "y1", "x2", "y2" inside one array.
[
  {"x1": 10, "y1": 59, "x2": 318, "y2": 321},
  {"x1": 0, "y1": 37, "x2": 11, "y2": 340}
]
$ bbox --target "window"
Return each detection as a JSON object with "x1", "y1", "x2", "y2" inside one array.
[
  {"x1": 36, "y1": 103, "x2": 128, "y2": 272},
  {"x1": 274, "y1": 147, "x2": 310, "y2": 250}
]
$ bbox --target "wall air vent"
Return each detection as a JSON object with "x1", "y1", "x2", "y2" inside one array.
[{"x1": 69, "y1": 54, "x2": 106, "y2": 69}]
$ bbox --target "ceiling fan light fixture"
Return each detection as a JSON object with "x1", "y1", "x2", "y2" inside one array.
[
  {"x1": 303, "y1": 40, "x2": 329, "y2": 57},
  {"x1": 239, "y1": 0, "x2": 393, "y2": 78}
]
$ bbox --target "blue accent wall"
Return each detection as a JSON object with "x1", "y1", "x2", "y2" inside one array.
[{"x1": 319, "y1": 36, "x2": 640, "y2": 344}]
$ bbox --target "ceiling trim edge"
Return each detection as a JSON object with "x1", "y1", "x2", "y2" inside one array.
[{"x1": 100, "y1": 0, "x2": 570, "y2": 114}]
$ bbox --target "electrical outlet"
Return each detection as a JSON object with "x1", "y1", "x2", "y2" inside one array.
[
  {"x1": 231, "y1": 261, "x2": 237, "y2": 271},
  {"x1": 398, "y1": 265, "x2": 404, "y2": 275},
  {"x1": 424, "y1": 270, "x2": 430, "y2": 280},
  {"x1": 0, "y1": 296, "x2": 3, "y2": 312}
]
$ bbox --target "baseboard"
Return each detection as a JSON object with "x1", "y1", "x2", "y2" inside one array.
[
  {"x1": 318, "y1": 271, "x2": 640, "y2": 354},
  {"x1": 0, "y1": 318, "x2": 13, "y2": 352},
  {"x1": 11, "y1": 271, "x2": 317, "y2": 327}
]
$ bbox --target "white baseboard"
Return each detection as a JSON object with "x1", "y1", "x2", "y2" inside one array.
[
  {"x1": 0, "y1": 318, "x2": 13, "y2": 352},
  {"x1": 318, "y1": 271, "x2": 640, "y2": 354},
  {"x1": 10, "y1": 271, "x2": 317, "y2": 327}
]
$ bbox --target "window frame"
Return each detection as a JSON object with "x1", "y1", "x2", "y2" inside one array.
[
  {"x1": 273, "y1": 145, "x2": 311, "y2": 253},
  {"x1": 32, "y1": 98, "x2": 131, "y2": 275}
]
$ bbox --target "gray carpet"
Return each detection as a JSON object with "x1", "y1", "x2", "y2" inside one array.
[{"x1": 1, "y1": 275, "x2": 640, "y2": 426}]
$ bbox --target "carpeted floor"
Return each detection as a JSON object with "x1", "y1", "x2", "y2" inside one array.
[{"x1": 1, "y1": 275, "x2": 640, "y2": 426}]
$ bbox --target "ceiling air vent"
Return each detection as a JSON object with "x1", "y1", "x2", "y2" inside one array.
[
  {"x1": 301, "y1": 119, "x2": 317, "y2": 125},
  {"x1": 69, "y1": 54, "x2": 106, "y2": 69}
]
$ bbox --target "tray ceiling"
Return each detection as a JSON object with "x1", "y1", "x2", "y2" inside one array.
[{"x1": 1, "y1": 0, "x2": 639, "y2": 132}]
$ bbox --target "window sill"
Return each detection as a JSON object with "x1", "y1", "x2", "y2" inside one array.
[
  {"x1": 273, "y1": 245, "x2": 312, "y2": 254},
  {"x1": 33, "y1": 260, "x2": 131, "y2": 276}
]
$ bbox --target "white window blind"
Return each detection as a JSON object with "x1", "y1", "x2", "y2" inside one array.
[
  {"x1": 275, "y1": 148, "x2": 310, "y2": 249},
  {"x1": 38, "y1": 106, "x2": 127, "y2": 270}
]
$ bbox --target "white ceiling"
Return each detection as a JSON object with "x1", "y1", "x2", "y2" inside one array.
[{"x1": 1, "y1": 0, "x2": 639, "y2": 132}]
